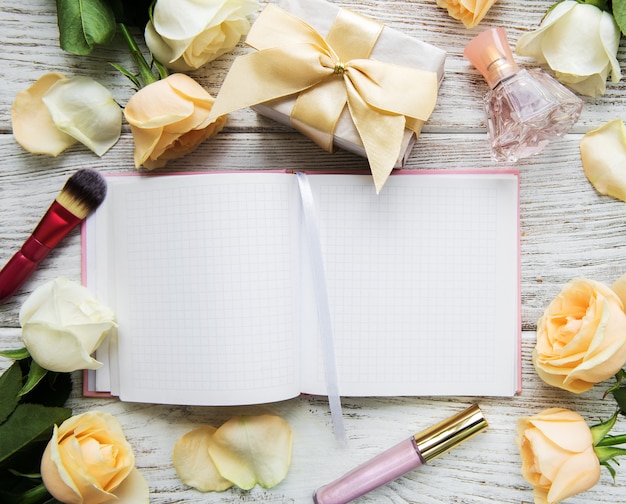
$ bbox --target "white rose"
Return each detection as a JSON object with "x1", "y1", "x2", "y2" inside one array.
[
  {"x1": 145, "y1": 0, "x2": 259, "y2": 71},
  {"x1": 515, "y1": 0, "x2": 621, "y2": 97},
  {"x1": 20, "y1": 277, "x2": 116, "y2": 372}
]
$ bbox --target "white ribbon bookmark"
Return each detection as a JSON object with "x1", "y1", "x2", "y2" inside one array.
[{"x1": 296, "y1": 171, "x2": 346, "y2": 445}]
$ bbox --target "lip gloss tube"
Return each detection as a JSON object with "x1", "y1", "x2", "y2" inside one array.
[{"x1": 313, "y1": 403, "x2": 488, "y2": 504}]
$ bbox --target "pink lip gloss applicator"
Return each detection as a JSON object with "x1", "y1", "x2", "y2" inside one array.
[{"x1": 313, "y1": 403, "x2": 488, "y2": 504}]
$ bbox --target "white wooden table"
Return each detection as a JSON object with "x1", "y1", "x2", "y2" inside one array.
[{"x1": 2, "y1": 1, "x2": 626, "y2": 502}]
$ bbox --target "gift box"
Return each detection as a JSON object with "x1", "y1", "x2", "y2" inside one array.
[{"x1": 209, "y1": 0, "x2": 446, "y2": 192}]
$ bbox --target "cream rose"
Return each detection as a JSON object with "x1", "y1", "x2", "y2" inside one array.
[
  {"x1": 515, "y1": 0, "x2": 621, "y2": 97},
  {"x1": 20, "y1": 277, "x2": 116, "y2": 373},
  {"x1": 41, "y1": 411, "x2": 149, "y2": 504},
  {"x1": 123, "y1": 73, "x2": 227, "y2": 170},
  {"x1": 436, "y1": 0, "x2": 499, "y2": 29},
  {"x1": 516, "y1": 408, "x2": 601, "y2": 504},
  {"x1": 145, "y1": 0, "x2": 259, "y2": 71},
  {"x1": 534, "y1": 278, "x2": 626, "y2": 393}
]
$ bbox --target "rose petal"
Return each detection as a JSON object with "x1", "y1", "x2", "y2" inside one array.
[
  {"x1": 153, "y1": 0, "x2": 225, "y2": 41},
  {"x1": 42, "y1": 76, "x2": 122, "y2": 156},
  {"x1": 611, "y1": 273, "x2": 626, "y2": 309},
  {"x1": 515, "y1": 2, "x2": 579, "y2": 64},
  {"x1": 10, "y1": 72, "x2": 78, "y2": 156},
  {"x1": 540, "y1": 5, "x2": 605, "y2": 75},
  {"x1": 172, "y1": 425, "x2": 233, "y2": 492},
  {"x1": 41, "y1": 425, "x2": 84, "y2": 504},
  {"x1": 111, "y1": 467, "x2": 150, "y2": 503},
  {"x1": 436, "y1": 0, "x2": 499, "y2": 29},
  {"x1": 22, "y1": 323, "x2": 103, "y2": 372},
  {"x1": 124, "y1": 78, "x2": 194, "y2": 129},
  {"x1": 208, "y1": 415, "x2": 292, "y2": 490},
  {"x1": 547, "y1": 451, "x2": 600, "y2": 503},
  {"x1": 580, "y1": 119, "x2": 626, "y2": 202},
  {"x1": 526, "y1": 410, "x2": 593, "y2": 453}
]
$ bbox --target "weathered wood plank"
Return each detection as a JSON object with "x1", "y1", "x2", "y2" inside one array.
[{"x1": 2, "y1": 0, "x2": 626, "y2": 501}]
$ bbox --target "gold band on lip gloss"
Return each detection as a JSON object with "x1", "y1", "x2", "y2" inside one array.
[{"x1": 413, "y1": 403, "x2": 488, "y2": 463}]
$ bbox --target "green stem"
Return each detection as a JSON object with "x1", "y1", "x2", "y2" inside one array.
[
  {"x1": 596, "y1": 433, "x2": 626, "y2": 447},
  {"x1": 117, "y1": 22, "x2": 159, "y2": 88}
]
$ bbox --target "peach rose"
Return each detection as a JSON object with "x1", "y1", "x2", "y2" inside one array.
[
  {"x1": 41, "y1": 411, "x2": 148, "y2": 504},
  {"x1": 436, "y1": 0, "x2": 499, "y2": 29},
  {"x1": 516, "y1": 408, "x2": 600, "y2": 504},
  {"x1": 123, "y1": 73, "x2": 227, "y2": 170},
  {"x1": 534, "y1": 278, "x2": 626, "y2": 393}
]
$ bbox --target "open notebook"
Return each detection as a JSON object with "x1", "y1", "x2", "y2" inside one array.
[{"x1": 83, "y1": 170, "x2": 520, "y2": 405}]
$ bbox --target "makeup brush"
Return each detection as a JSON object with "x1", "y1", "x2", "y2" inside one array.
[{"x1": 0, "y1": 169, "x2": 107, "y2": 302}]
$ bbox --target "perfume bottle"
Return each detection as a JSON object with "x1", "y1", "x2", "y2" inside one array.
[{"x1": 464, "y1": 27, "x2": 583, "y2": 163}]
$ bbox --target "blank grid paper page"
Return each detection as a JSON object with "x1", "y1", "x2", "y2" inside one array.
[
  {"x1": 301, "y1": 173, "x2": 519, "y2": 397},
  {"x1": 106, "y1": 174, "x2": 301, "y2": 405}
]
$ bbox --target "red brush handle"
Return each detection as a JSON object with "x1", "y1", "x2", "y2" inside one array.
[{"x1": 0, "y1": 200, "x2": 81, "y2": 302}]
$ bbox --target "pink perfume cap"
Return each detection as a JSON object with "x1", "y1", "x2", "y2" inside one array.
[{"x1": 464, "y1": 27, "x2": 519, "y2": 89}]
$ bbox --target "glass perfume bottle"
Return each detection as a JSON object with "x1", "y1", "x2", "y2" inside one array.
[{"x1": 464, "y1": 27, "x2": 583, "y2": 163}]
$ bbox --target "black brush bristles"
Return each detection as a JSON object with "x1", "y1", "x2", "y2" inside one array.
[{"x1": 55, "y1": 169, "x2": 108, "y2": 219}]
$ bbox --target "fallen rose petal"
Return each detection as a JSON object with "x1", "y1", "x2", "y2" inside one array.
[
  {"x1": 173, "y1": 425, "x2": 233, "y2": 492},
  {"x1": 10, "y1": 72, "x2": 78, "y2": 156},
  {"x1": 580, "y1": 119, "x2": 626, "y2": 202},
  {"x1": 42, "y1": 76, "x2": 122, "y2": 156},
  {"x1": 208, "y1": 415, "x2": 292, "y2": 490}
]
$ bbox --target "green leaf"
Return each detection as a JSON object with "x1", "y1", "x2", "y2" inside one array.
[
  {"x1": 107, "y1": 0, "x2": 154, "y2": 27},
  {"x1": 613, "y1": 386, "x2": 626, "y2": 416},
  {"x1": 0, "y1": 404, "x2": 71, "y2": 466},
  {"x1": 0, "y1": 363, "x2": 23, "y2": 424},
  {"x1": 594, "y1": 445, "x2": 626, "y2": 464},
  {"x1": 21, "y1": 371, "x2": 72, "y2": 409},
  {"x1": 0, "y1": 468, "x2": 52, "y2": 504},
  {"x1": 601, "y1": 460, "x2": 617, "y2": 480},
  {"x1": 0, "y1": 348, "x2": 30, "y2": 360},
  {"x1": 109, "y1": 62, "x2": 141, "y2": 88},
  {"x1": 56, "y1": 0, "x2": 116, "y2": 55},
  {"x1": 18, "y1": 362, "x2": 47, "y2": 398},
  {"x1": 613, "y1": 0, "x2": 626, "y2": 36},
  {"x1": 591, "y1": 410, "x2": 619, "y2": 445},
  {"x1": 580, "y1": 0, "x2": 611, "y2": 12}
]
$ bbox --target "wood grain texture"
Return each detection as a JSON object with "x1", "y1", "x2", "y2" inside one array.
[{"x1": 2, "y1": 0, "x2": 626, "y2": 502}]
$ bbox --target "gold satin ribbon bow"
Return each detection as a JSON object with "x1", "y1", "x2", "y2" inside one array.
[{"x1": 208, "y1": 3, "x2": 439, "y2": 192}]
